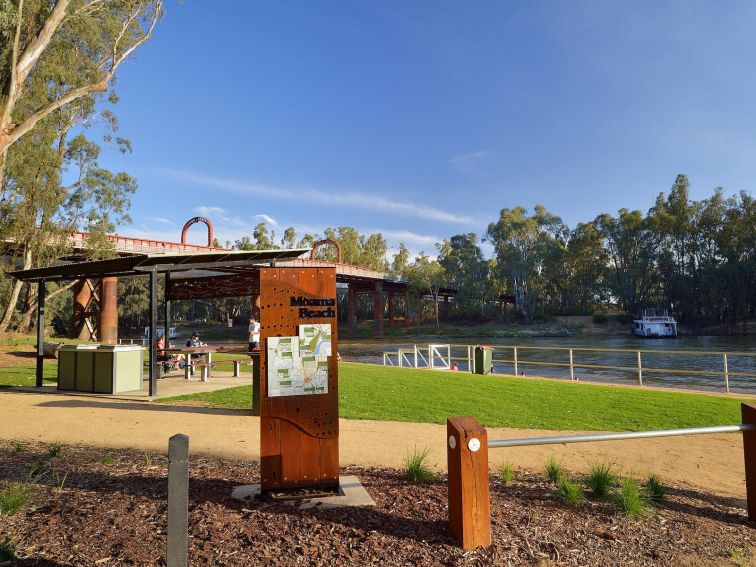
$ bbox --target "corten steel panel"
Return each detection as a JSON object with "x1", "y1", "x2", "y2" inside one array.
[
  {"x1": 167, "y1": 273, "x2": 261, "y2": 301},
  {"x1": 259, "y1": 267, "x2": 339, "y2": 491},
  {"x1": 742, "y1": 403, "x2": 756, "y2": 521}
]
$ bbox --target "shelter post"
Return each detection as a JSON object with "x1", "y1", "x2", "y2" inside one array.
[
  {"x1": 36, "y1": 280, "x2": 46, "y2": 387},
  {"x1": 164, "y1": 272, "x2": 171, "y2": 344},
  {"x1": 149, "y1": 269, "x2": 157, "y2": 396},
  {"x1": 373, "y1": 281, "x2": 384, "y2": 337}
]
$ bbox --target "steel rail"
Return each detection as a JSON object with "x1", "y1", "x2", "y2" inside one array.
[
  {"x1": 446, "y1": 343, "x2": 756, "y2": 358},
  {"x1": 488, "y1": 424, "x2": 756, "y2": 448}
]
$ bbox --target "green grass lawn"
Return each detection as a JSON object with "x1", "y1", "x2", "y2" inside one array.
[
  {"x1": 157, "y1": 362, "x2": 755, "y2": 431},
  {"x1": 0, "y1": 364, "x2": 57, "y2": 388}
]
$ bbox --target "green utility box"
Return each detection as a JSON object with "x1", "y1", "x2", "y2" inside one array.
[
  {"x1": 473, "y1": 346, "x2": 494, "y2": 375},
  {"x1": 57, "y1": 344, "x2": 143, "y2": 394}
]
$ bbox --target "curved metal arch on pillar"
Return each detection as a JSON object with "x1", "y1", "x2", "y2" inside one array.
[
  {"x1": 310, "y1": 239, "x2": 343, "y2": 263},
  {"x1": 181, "y1": 217, "x2": 215, "y2": 247}
]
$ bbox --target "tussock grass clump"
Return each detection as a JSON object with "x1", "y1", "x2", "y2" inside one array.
[
  {"x1": 100, "y1": 454, "x2": 115, "y2": 466},
  {"x1": 26, "y1": 462, "x2": 50, "y2": 482},
  {"x1": 646, "y1": 475, "x2": 665, "y2": 501},
  {"x1": 0, "y1": 537, "x2": 18, "y2": 562},
  {"x1": 403, "y1": 447, "x2": 436, "y2": 483},
  {"x1": 545, "y1": 457, "x2": 564, "y2": 483},
  {"x1": 12, "y1": 441, "x2": 25, "y2": 453},
  {"x1": 555, "y1": 477, "x2": 584, "y2": 504},
  {"x1": 500, "y1": 462, "x2": 516, "y2": 486},
  {"x1": 0, "y1": 484, "x2": 30, "y2": 515},
  {"x1": 612, "y1": 478, "x2": 649, "y2": 517},
  {"x1": 585, "y1": 462, "x2": 616, "y2": 498},
  {"x1": 46, "y1": 440, "x2": 63, "y2": 459}
]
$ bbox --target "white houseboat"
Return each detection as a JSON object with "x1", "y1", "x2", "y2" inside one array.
[{"x1": 632, "y1": 309, "x2": 678, "y2": 338}]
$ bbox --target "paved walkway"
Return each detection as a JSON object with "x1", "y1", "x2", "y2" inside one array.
[{"x1": 0, "y1": 390, "x2": 746, "y2": 500}]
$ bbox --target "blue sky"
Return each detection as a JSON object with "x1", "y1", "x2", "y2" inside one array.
[{"x1": 94, "y1": 1, "x2": 756, "y2": 255}]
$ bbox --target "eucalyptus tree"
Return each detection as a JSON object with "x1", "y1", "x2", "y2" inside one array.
[
  {"x1": 405, "y1": 252, "x2": 445, "y2": 330},
  {"x1": 485, "y1": 205, "x2": 567, "y2": 321},
  {"x1": 0, "y1": 0, "x2": 162, "y2": 169},
  {"x1": 437, "y1": 233, "x2": 489, "y2": 316}
]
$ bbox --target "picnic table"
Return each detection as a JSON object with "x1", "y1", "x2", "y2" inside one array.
[{"x1": 161, "y1": 344, "x2": 257, "y2": 381}]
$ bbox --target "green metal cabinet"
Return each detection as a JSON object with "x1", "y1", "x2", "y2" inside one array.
[{"x1": 57, "y1": 344, "x2": 143, "y2": 394}]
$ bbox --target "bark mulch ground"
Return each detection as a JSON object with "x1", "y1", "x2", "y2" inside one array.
[{"x1": 0, "y1": 441, "x2": 753, "y2": 566}]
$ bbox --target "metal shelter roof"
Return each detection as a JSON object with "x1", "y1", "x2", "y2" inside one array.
[{"x1": 10, "y1": 249, "x2": 311, "y2": 283}]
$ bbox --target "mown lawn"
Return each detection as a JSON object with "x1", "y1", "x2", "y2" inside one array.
[
  {"x1": 0, "y1": 364, "x2": 57, "y2": 388},
  {"x1": 157, "y1": 362, "x2": 755, "y2": 431}
]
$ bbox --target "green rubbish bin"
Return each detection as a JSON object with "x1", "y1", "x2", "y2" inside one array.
[{"x1": 473, "y1": 346, "x2": 494, "y2": 375}]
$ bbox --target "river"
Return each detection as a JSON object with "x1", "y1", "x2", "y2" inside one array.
[{"x1": 339, "y1": 335, "x2": 756, "y2": 394}]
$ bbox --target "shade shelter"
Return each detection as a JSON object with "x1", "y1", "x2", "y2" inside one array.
[{"x1": 11, "y1": 248, "x2": 309, "y2": 396}]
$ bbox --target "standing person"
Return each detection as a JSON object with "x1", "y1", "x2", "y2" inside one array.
[{"x1": 248, "y1": 317, "x2": 261, "y2": 353}]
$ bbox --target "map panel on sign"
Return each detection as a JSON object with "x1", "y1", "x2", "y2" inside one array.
[
  {"x1": 299, "y1": 324, "x2": 332, "y2": 357},
  {"x1": 267, "y1": 326, "x2": 330, "y2": 397}
]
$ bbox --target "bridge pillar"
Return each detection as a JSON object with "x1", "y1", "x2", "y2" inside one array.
[
  {"x1": 373, "y1": 282, "x2": 384, "y2": 338},
  {"x1": 404, "y1": 291, "x2": 411, "y2": 327},
  {"x1": 348, "y1": 285, "x2": 357, "y2": 337},
  {"x1": 387, "y1": 292, "x2": 394, "y2": 328},
  {"x1": 99, "y1": 277, "x2": 118, "y2": 344},
  {"x1": 71, "y1": 279, "x2": 93, "y2": 340}
]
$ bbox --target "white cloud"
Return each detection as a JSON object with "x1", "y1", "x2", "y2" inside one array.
[
  {"x1": 151, "y1": 216, "x2": 173, "y2": 225},
  {"x1": 450, "y1": 149, "x2": 492, "y2": 171},
  {"x1": 194, "y1": 205, "x2": 225, "y2": 216},
  {"x1": 255, "y1": 213, "x2": 279, "y2": 227},
  {"x1": 159, "y1": 168, "x2": 476, "y2": 225}
]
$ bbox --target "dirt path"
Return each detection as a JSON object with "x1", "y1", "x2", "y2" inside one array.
[{"x1": 0, "y1": 390, "x2": 746, "y2": 500}]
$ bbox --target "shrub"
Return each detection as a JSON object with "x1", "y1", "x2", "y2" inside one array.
[
  {"x1": 545, "y1": 457, "x2": 564, "y2": 483},
  {"x1": 555, "y1": 477, "x2": 584, "y2": 504},
  {"x1": 592, "y1": 314, "x2": 608, "y2": 324},
  {"x1": 585, "y1": 462, "x2": 616, "y2": 498},
  {"x1": 612, "y1": 478, "x2": 649, "y2": 517},
  {"x1": 0, "y1": 537, "x2": 17, "y2": 562},
  {"x1": 46, "y1": 440, "x2": 62, "y2": 459},
  {"x1": 100, "y1": 454, "x2": 115, "y2": 465},
  {"x1": 403, "y1": 447, "x2": 436, "y2": 482},
  {"x1": 0, "y1": 484, "x2": 30, "y2": 515},
  {"x1": 646, "y1": 475, "x2": 665, "y2": 501},
  {"x1": 500, "y1": 462, "x2": 516, "y2": 486}
]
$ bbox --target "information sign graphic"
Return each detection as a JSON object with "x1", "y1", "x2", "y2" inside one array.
[{"x1": 267, "y1": 324, "x2": 331, "y2": 397}]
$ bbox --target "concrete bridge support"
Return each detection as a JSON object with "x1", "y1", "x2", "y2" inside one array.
[
  {"x1": 98, "y1": 277, "x2": 119, "y2": 343},
  {"x1": 373, "y1": 281, "x2": 384, "y2": 338},
  {"x1": 348, "y1": 285, "x2": 357, "y2": 337}
]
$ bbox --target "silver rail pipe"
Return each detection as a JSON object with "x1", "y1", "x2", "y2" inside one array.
[{"x1": 488, "y1": 423, "x2": 756, "y2": 449}]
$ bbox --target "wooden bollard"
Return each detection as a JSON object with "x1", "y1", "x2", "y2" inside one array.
[
  {"x1": 742, "y1": 404, "x2": 756, "y2": 521},
  {"x1": 447, "y1": 417, "x2": 491, "y2": 549}
]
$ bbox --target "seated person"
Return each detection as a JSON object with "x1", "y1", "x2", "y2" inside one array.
[
  {"x1": 186, "y1": 332, "x2": 201, "y2": 348},
  {"x1": 156, "y1": 335, "x2": 179, "y2": 371}
]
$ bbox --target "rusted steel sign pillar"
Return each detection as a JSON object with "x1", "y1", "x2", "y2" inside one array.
[{"x1": 259, "y1": 266, "x2": 339, "y2": 491}]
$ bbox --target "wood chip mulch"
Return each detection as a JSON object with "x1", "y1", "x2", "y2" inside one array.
[{"x1": 0, "y1": 442, "x2": 753, "y2": 566}]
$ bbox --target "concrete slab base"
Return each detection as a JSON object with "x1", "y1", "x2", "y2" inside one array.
[{"x1": 231, "y1": 475, "x2": 375, "y2": 509}]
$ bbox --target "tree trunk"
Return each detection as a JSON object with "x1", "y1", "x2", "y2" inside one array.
[{"x1": 0, "y1": 247, "x2": 32, "y2": 332}]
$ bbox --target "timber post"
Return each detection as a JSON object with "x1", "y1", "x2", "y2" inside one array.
[
  {"x1": 742, "y1": 403, "x2": 756, "y2": 521},
  {"x1": 447, "y1": 416, "x2": 491, "y2": 549},
  {"x1": 167, "y1": 433, "x2": 189, "y2": 567}
]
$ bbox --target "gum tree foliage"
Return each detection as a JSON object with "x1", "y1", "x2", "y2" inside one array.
[
  {"x1": 0, "y1": 0, "x2": 159, "y2": 332},
  {"x1": 436, "y1": 233, "x2": 489, "y2": 316},
  {"x1": 486, "y1": 205, "x2": 568, "y2": 321},
  {"x1": 0, "y1": 0, "x2": 162, "y2": 168}
]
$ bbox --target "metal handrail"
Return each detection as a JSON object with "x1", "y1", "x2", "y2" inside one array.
[
  {"x1": 447, "y1": 343, "x2": 756, "y2": 358},
  {"x1": 488, "y1": 423, "x2": 756, "y2": 448}
]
